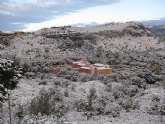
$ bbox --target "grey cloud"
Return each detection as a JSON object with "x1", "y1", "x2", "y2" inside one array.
[
  {"x1": 0, "y1": 22, "x2": 25, "y2": 31},
  {"x1": 0, "y1": 0, "x2": 119, "y2": 31}
]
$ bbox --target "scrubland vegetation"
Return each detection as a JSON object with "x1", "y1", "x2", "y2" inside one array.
[{"x1": 0, "y1": 22, "x2": 165, "y2": 123}]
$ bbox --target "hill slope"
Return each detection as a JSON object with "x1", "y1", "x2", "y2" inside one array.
[
  {"x1": 2, "y1": 22, "x2": 164, "y2": 65},
  {"x1": 1, "y1": 22, "x2": 165, "y2": 124}
]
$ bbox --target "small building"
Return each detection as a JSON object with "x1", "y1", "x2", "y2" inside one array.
[
  {"x1": 71, "y1": 60, "x2": 90, "y2": 68},
  {"x1": 80, "y1": 67, "x2": 92, "y2": 74},
  {"x1": 76, "y1": 61, "x2": 112, "y2": 75},
  {"x1": 93, "y1": 63, "x2": 110, "y2": 68},
  {"x1": 80, "y1": 65, "x2": 95, "y2": 74},
  {"x1": 95, "y1": 67, "x2": 112, "y2": 75},
  {"x1": 93, "y1": 63, "x2": 112, "y2": 75}
]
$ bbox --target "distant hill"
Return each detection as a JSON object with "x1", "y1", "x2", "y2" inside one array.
[
  {"x1": 71, "y1": 22, "x2": 98, "y2": 27},
  {"x1": 69, "y1": 19, "x2": 165, "y2": 28},
  {"x1": 141, "y1": 19, "x2": 165, "y2": 36},
  {"x1": 141, "y1": 19, "x2": 165, "y2": 26},
  {"x1": 149, "y1": 25, "x2": 165, "y2": 36}
]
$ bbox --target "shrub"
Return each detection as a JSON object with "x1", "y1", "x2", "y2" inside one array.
[
  {"x1": 125, "y1": 85, "x2": 138, "y2": 97},
  {"x1": 67, "y1": 70, "x2": 79, "y2": 82},
  {"x1": 74, "y1": 94, "x2": 110, "y2": 118},
  {"x1": 60, "y1": 80, "x2": 70, "y2": 87},
  {"x1": 138, "y1": 72, "x2": 162, "y2": 84},
  {"x1": 105, "y1": 83, "x2": 112, "y2": 92},
  {"x1": 120, "y1": 98, "x2": 140, "y2": 112},
  {"x1": 144, "y1": 73, "x2": 157, "y2": 84},
  {"x1": 64, "y1": 89, "x2": 69, "y2": 97},
  {"x1": 85, "y1": 87, "x2": 97, "y2": 112},
  {"x1": 148, "y1": 97, "x2": 165, "y2": 122},
  {"x1": 149, "y1": 62, "x2": 162, "y2": 75},
  {"x1": 159, "y1": 100, "x2": 165, "y2": 115},
  {"x1": 74, "y1": 87, "x2": 108, "y2": 116},
  {"x1": 21, "y1": 63, "x2": 30, "y2": 74},
  {"x1": 0, "y1": 37, "x2": 11, "y2": 46},
  {"x1": 92, "y1": 96, "x2": 107, "y2": 115},
  {"x1": 112, "y1": 82, "x2": 139, "y2": 100},
  {"x1": 29, "y1": 89, "x2": 52, "y2": 115},
  {"x1": 54, "y1": 80, "x2": 61, "y2": 86},
  {"x1": 39, "y1": 81, "x2": 47, "y2": 85},
  {"x1": 74, "y1": 99, "x2": 89, "y2": 112},
  {"x1": 104, "y1": 103, "x2": 120, "y2": 117},
  {"x1": 15, "y1": 105, "x2": 24, "y2": 120},
  {"x1": 79, "y1": 75, "x2": 94, "y2": 82},
  {"x1": 112, "y1": 84, "x2": 125, "y2": 99},
  {"x1": 148, "y1": 95, "x2": 165, "y2": 115},
  {"x1": 57, "y1": 65, "x2": 80, "y2": 82},
  {"x1": 121, "y1": 98, "x2": 133, "y2": 112},
  {"x1": 132, "y1": 100, "x2": 140, "y2": 110},
  {"x1": 29, "y1": 88, "x2": 67, "y2": 117},
  {"x1": 131, "y1": 76, "x2": 146, "y2": 89}
]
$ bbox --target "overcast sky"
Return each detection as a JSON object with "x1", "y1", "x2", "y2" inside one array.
[{"x1": 0, "y1": 0, "x2": 165, "y2": 31}]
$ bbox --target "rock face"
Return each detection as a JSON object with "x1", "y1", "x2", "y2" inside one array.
[{"x1": 1, "y1": 22, "x2": 165, "y2": 124}]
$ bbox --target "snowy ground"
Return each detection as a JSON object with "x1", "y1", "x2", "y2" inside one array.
[
  {"x1": 2, "y1": 75, "x2": 165, "y2": 124},
  {"x1": 1, "y1": 22, "x2": 165, "y2": 124}
]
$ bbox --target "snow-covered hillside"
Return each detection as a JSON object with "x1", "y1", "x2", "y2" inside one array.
[
  {"x1": 1, "y1": 22, "x2": 164, "y2": 65},
  {"x1": 0, "y1": 22, "x2": 165, "y2": 124}
]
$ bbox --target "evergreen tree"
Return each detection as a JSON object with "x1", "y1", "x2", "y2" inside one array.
[
  {"x1": 0, "y1": 59, "x2": 22, "y2": 102},
  {"x1": 0, "y1": 59, "x2": 22, "y2": 124}
]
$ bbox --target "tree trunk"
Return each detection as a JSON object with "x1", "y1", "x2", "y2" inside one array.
[
  {"x1": 8, "y1": 92, "x2": 12, "y2": 124},
  {"x1": 0, "y1": 103, "x2": 3, "y2": 124}
]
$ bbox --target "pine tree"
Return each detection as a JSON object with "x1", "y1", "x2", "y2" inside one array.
[
  {"x1": 0, "y1": 59, "x2": 22, "y2": 124},
  {"x1": 0, "y1": 59, "x2": 22, "y2": 102}
]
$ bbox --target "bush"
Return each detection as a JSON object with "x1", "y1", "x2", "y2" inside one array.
[
  {"x1": 92, "y1": 96, "x2": 107, "y2": 115},
  {"x1": 15, "y1": 105, "x2": 24, "y2": 120},
  {"x1": 125, "y1": 85, "x2": 138, "y2": 97},
  {"x1": 21, "y1": 63, "x2": 30, "y2": 74},
  {"x1": 104, "y1": 103, "x2": 120, "y2": 117},
  {"x1": 74, "y1": 99, "x2": 89, "y2": 112},
  {"x1": 53, "y1": 77, "x2": 71, "y2": 87},
  {"x1": 144, "y1": 73, "x2": 157, "y2": 84},
  {"x1": 74, "y1": 87, "x2": 109, "y2": 116},
  {"x1": 29, "y1": 89, "x2": 52, "y2": 115},
  {"x1": 121, "y1": 99, "x2": 133, "y2": 112},
  {"x1": 138, "y1": 72, "x2": 162, "y2": 84},
  {"x1": 29, "y1": 88, "x2": 67, "y2": 117},
  {"x1": 112, "y1": 86, "x2": 125, "y2": 99},
  {"x1": 148, "y1": 95, "x2": 165, "y2": 115},
  {"x1": 85, "y1": 87, "x2": 97, "y2": 112},
  {"x1": 105, "y1": 83, "x2": 112, "y2": 92},
  {"x1": 132, "y1": 100, "x2": 140, "y2": 110},
  {"x1": 120, "y1": 98, "x2": 140, "y2": 112},
  {"x1": 79, "y1": 75, "x2": 95, "y2": 82},
  {"x1": 0, "y1": 36, "x2": 12, "y2": 46},
  {"x1": 64, "y1": 89, "x2": 69, "y2": 97},
  {"x1": 159, "y1": 101, "x2": 165, "y2": 115},
  {"x1": 57, "y1": 65, "x2": 80, "y2": 82},
  {"x1": 67, "y1": 70, "x2": 79, "y2": 82},
  {"x1": 39, "y1": 81, "x2": 47, "y2": 85},
  {"x1": 112, "y1": 82, "x2": 139, "y2": 100},
  {"x1": 149, "y1": 62, "x2": 162, "y2": 75},
  {"x1": 131, "y1": 76, "x2": 146, "y2": 89}
]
